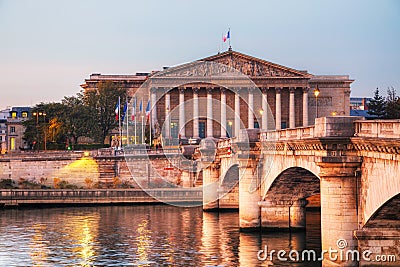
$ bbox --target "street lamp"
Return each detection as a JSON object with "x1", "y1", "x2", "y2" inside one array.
[
  {"x1": 314, "y1": 86, "x2": 320, "y2": 118},
  {"x1": 32, "y1": 111, "x2": 47, "y2": 151}
]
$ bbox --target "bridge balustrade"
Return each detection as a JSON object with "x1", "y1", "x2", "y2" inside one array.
[{"x1": 354, "y1": 120, "x2": 400, "y2": 139}]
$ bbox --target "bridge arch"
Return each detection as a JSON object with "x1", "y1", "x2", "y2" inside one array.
[
  {"x1": 260, "y1": 154, "x2": 320, "y2": 200},
  {"x1": 363, "y1": 192, "x2": 400, "y2": 229},
  {"x1": 260, "y1": 167, "x2": 320, "y2": 229}
]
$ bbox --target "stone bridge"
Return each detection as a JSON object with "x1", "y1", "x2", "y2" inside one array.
[{"x1": 197, "y1": 117, "x2": 400, "y2": 266}]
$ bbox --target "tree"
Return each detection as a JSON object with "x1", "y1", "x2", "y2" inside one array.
[
  {"x1": 23, "y1": 102, "x2": 68, "y2": 149},
  {"x1": 367, "y1": 88, "x2": 386, "y2": 118},
  {"x1": 84, "y1": 81, "x2": 126, "y2": 144},
  {"x1": 62, "y1": 95, "x2": 96, "y2": 145},
  {"x1": 385, "y1": 86, "x2": 400, "y2": 119}
]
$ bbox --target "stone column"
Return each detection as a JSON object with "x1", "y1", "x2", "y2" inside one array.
[
  {"x1": 150, "y1": 87, "x2": 157, "y2": 129},
  {"x1": 289, "y1": 87, "x2": 295, "y2": 129},
  {"x1": 238, "y1": 154, "x2": 260, "y2": 229},
  {"x1": 261, "y1": 88, "x2": 268, "y2": 130},
  {"x1": 275, "y1": 88, "x2": 282, "y2": 130},
  {"x1": 202, "y1": 163, "x2": 220, "y2": 210},
  {"x1": 193, "y1": 88, "x2": 199, "y2": 138},
  {"x1": 179, "y1": 87, "x2": 185, "y2": 138},
  {"x1": 234, "y1": 89, "x2": 241, "y2": 137},
  {"x1": 165, "y1": 91, "x2": 170, "y2": 139},
  {"x1": 220, "y1": 88, "x2": 227, "y2": 138},
  {"x1": 248, "y1": 88, "x2": 254, "y2": 129},
  {"x1": 207, "y1": 88, "x2": 213, "y2": 138},
  {"x1": 317, "y1": 160, "x2": 361, "y2": 267},
  {"x1": 303, "y1": 87, "x2": 309, "y2": 126}
]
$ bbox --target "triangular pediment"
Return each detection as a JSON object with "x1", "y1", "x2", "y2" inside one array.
[{"x1": 201, "y1": 50, "x2": 311, "y2": 78}]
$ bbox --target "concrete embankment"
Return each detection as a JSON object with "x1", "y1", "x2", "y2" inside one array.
[{"x1": 0, "y1": 188, "x2": 203, "y2": 208}]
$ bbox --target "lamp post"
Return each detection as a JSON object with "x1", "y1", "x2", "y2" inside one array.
[
  {"x1": 32, "y1": 111, "x2": 46, "y2": 151},
  {"x1": 314, "y1": 86, "x2": 320, "y2": 118}
]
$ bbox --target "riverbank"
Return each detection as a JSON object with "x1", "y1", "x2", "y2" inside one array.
[{"x1": 0, "y1": 188, "x2": 202, "y2": 208}]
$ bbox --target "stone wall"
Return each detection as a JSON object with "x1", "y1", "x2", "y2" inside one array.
[{"x1": 0, "y1": 150, "x2": 186, "y2": 189}]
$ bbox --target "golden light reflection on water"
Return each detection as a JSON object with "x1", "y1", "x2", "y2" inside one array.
[
  {"x1": 63, "y1": 214, "x2": 99, "y2": 267},
  {"x1": 136, "y1": 219, "x2": 152, "y2": 266},
  {"x1": 29, "y1": 223, "x2": 50, "y2": 267}
]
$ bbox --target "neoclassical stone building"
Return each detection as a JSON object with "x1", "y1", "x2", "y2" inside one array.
[{"x1": 81, "y1": 50, "x2": 352, "y2": 141}]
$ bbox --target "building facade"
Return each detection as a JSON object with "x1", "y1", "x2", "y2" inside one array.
[
  {"x1": 1, "y1": 107, "x2": 31, "y2": 153},
  {"x1": 81, "y1": 50, "x2": 353, "y2": 142}
]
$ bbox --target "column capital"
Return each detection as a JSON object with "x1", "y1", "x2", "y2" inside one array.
[
  {"x1": 179, "y1": 87, "x2": 185, "y2": 94},
  {"x1": 192, "y1": 87, "x2": 199, "y2": 94},
  {"x1": 302, "y1": 86, "x2": 310, "y2": 93},
  {"x1": 275, "y1": 87, "x2": 282, "y2": 93},
  {"x1": 289, "y1": 87, "x2": 296, "y2": 93},
  {"x1": 150, "y1": 87, "x2": 158, "y2": 93},
  {"x1": 206, "y1": 87, "x2": 213, "y2": 94},
  {"x1": 261, "y1": 87, "x2": 268, "y2": 94},
  {"x1": 220, "y1": 87, "x2": 227, "y2": 94}
]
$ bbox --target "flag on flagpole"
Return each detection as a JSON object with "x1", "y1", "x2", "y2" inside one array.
[
  {"x1": 139, "y1": 99, "x2": 143, "y2": 113},
  {"x1": 145, "y1": 99, "x2": 150, "y2": 120},
  {"x1": 121, "y1": 101, "x2": 128, "y2": 122},
  {"x1": 131, "y1": 97, "x2": 136, "y2": 121},
  {"x1": 223, "y1": 30, "x2": 230, "y2": 42},
  {"x1": 115, "y1": 99, "x2": 120, "y2": 121}
]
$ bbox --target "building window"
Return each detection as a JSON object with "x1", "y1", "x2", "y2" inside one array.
[
  {"x1": 0, "y1": 136, "x2": 2, "y2": 141},
  {"x1": 10, "y1": 126, "x2": 15, "y2": 133},
  {"x1": 10, "y1": 137, "x2": 16, "y2": 150},
  {"x1": 22, "y1": 112, "x2": 28, "y2": 118},
  {"x1": 11, "y1": 112, "x2": 17, "y2": 118}
]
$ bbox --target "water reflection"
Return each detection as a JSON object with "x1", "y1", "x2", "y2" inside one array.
[{"x1": 0, "y1": 206, "x2": 321, "y2": 266}]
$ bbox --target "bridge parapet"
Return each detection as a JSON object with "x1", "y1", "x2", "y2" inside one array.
[
  {"x1": 259, "y1": 116, "x2": 364, "y2": 142},
  {"x1": 354, "y1": 119, "x2": 400, "y2": 139}
]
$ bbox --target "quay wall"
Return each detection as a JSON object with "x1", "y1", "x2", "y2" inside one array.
[{"x1": 0, "y1": 150, "x2": 186, "y2": 188}]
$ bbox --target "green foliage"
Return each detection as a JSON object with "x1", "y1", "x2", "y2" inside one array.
[
  {"x1": 385, "y1": 87, "x2": 400, "y2": 119},
  {"x1": 367, "y1": 87, "x2": 400, "y2": 119},
  {"x1": 367, "y1": 88, "x2": 386, "y2": 118},
  {"x1": 23, "y1": 81, "x2": 126, "y2": 148},
  {"x1": 84, "y1": 81, "x2": 126, "y2": 144}
]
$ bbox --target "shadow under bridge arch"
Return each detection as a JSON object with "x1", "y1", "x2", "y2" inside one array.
[
  {"x1": 218, "y1": 164, "x2": 239, "y2": 210},
  {"x1": 260, "y1": 167, "x2": 320, "y2": 230}
]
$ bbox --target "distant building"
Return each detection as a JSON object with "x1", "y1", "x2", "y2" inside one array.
[
  {"x1": 81, "y1": 50, "x2": 353, "y2": 143},
  {"x1": 5, "y1": 107, "x2": 31, "y2": 153},
  {"x1": 0, "y1": 109, "x2": 8, "y2": 154},
  {"x1": 350, "y1": 97, "x2": 371, "y2": 110}
]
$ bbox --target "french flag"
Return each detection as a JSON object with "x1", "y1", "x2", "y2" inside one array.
[
  {"x1": 115, "y1": 99, "x2": 120, "y2": 121},
  {"x1": 223, "y1": 30, "x2": 230, "y2": 42},
  {"x1": 145, "y1": 100, "x2": 150, "y2": 120}
]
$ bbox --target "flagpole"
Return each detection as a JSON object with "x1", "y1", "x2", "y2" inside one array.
[
  {"x1": 126, "y1": 98, "x2": 129, "y2": 145},
  {"x1": 149, "y1": 99, "x2": 152, "y2": 148},
  {"x1": 118, "y1": 96, "x2": 121, "y2": 148},
  {"x1": 141, "y1": 98, "x2": 144, "y2": 144},
  {"x1": 228, "y1": 27, "x2": 231, "y2": 49},
  {"x1": 134, "y1": 97, "x2": 137, "y2": 145}
]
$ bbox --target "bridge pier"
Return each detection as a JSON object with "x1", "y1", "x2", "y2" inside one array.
[
  {"x1": 202, "y1": 163, "x2": 220, "y2": 211},
  {"x1": 318, "y1": 159, "x2": 361, "y2": 267},
  {"x1": 238, "y1": 158, "x2": 261, "y2": 230},
  {"x1": 259, "y1": 199, "x2": 307, "y2": 230}
]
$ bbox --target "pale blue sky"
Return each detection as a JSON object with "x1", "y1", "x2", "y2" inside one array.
[{"x1": 0, "y1": 0, "x2": 399, "y2": 108}]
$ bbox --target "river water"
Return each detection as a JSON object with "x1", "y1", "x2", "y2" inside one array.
[{"x1": 0, "y1": 205, "x2": 321, "y2": 267}]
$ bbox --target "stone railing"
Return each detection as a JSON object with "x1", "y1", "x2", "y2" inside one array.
[
  {"x1": 260, "y1": 116, "x2": 364, "y2": 142},
  {"x1": 354, "y1": 120, "x2": 400, "y2": 139},
  {"x1": 259, "y1": 126, "x2": 316, "y2": 142}
]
